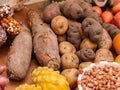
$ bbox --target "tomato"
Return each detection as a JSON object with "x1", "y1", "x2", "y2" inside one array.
[
  {"x1": 92, "y1": 6, "x2": 102, "y2": 16},
  {"x1": 112, "y1": 2, "x2": 120, "y2": 14},
  {"x1": 101, "y1": 11, "x2": 113, "y2": 23},
  {"x1": 113, "y1": 11, "x2": 120, "y2": 29}
]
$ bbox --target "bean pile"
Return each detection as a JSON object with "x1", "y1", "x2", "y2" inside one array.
[{"x1": 81, "y1": 65, "x2": 120, "y2": 90}]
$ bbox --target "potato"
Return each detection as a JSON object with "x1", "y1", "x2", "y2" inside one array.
[
  {"x1": 67, "y1": 21, "x2": 82, "y2": 50},
  {"x1": 51, "y1": 16, "x2": 68, "y2": 35},
  {"x1": 76, "y1": 47, "x2": 95, "y2": 63},
  {"x1": 79, "y1": 62, "x2": 92, "y2": 71},
  {"x1": 60, "y1": 1, "x2": 83, "y2": 20},
  {"x1": 43, "y1": 2, "x2": 61, "y2": 23},
  {"x1": 61, "y1": 53, "x2": 79, "y2": 69},
  {"x1": 80, "y1": 38, "x2": 97, "y2": 51},
  {"x1": 95, "y1": 48, "x2": 114, "y2": 63},
  {"x1": 61, "y1": 68, "x2": 79, "y2": 89},
  {"x1": 98, "y1": 29, "x2": 112, "y2": 49},
  {"x1": 57, "y1": 34, "x2": 66, "y2": 43},
  {"x1": 59, "y1": 41, "x2": 76, "y2": 55},
  {"x1": 82, "y1": 18, "x2": 103, "y2": 43}
]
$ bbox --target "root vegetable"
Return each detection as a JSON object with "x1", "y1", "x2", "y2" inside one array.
[
  {"x1": 67, "y1": 21, "x2": 82, "y2": 50},
  {"x1": 51, "y1": 16, "x2": 68, "y2": 35},
  {"x1": 7, "y1": 24, "x2": 32, "y2": 80},
  {"x1": 82, "y1": 18, "x2": 103, "y2": 43},
  {"x1": 79, "y1": 62, "x2": 92, "y2": 71},
  {"x1": 43, "y1": 2, "x2": 61, "y2": 23},
  {"x1": 0, "y1": 26, "x2": 7, "y2": 47},
  {"x1": 61, "y1": 53, "x2": 79, "y2": 69},
  {"x1": 26, "y1": 9, "x2": 60, "y2": 70},
  {"x1": 80, "y1": 38, "x2": 97, "y2": 51},
  {"x1": 95, "y1": 48, "x2": 114, "y2": 63},
  {"x1": 77, "y1": 47, "x2": 95, "y2": 63},
  {"x1": 61, "y1": 68, "x2": 79, "y2": 89},
  {"x1": 59, "y1": 41, "x2": 76, "y2": 55},
  {"x1": 60, "y1": 1, "x2": 83, "y2": 20},
  {"x1": 98, "y1": 29, "x2": 112, "y2": 49}
]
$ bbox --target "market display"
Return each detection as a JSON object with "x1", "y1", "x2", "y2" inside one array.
[{"x1": 0, "y1": 0, "x2": 120, "y2": 90}]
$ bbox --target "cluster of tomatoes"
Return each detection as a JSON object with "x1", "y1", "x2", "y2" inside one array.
[{"x1": 92, "y1": 2, "x2": 120, "y2": 29}]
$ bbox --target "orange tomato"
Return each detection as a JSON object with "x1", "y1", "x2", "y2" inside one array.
[
  {"x1": 113, "y1": 33, "x2": 120, "y2": 55},
  {"x1": 92, "y1": 6, "x2": 102, "y2": 16},
  {"x1": 101, "y1": 11, "x2": 113, "y2": 23},
  {"x1": 112, "y1": 2, "x2": 120, "y2": 14}
]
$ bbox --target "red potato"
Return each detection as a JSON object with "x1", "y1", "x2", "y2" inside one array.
[
  {"x1": 6, "y1": 24, "x2": 32, "y2": 80},
  {"x1": 26, "y1": 9, "x2": 61, "y2": 70}
]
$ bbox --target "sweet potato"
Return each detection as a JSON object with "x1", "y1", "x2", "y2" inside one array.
[
  {"x1": 26, "y1": 9, "x2": 61, "y2": 70},
  {"x1": 6, "y1": 24, "x2": 32, "y2": 80}
]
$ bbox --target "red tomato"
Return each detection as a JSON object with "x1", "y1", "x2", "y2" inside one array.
[
  {"x1": 101, "y1": 11, "x2": 113, "y2": 23},
  {"x1": 113, "y1": 11, "x2": 120, "y2": 29},
  {"x1": 92, "y1": 6, "x2": 102, "y2": 16},
  {"x1": 112, "y1": 2, "x2": 120, "y2": 14}
]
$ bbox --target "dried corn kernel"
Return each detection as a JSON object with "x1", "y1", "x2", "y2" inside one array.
[
  {"x1": 15, "y1": 84, "x2": 42, "y2": 90},
  {"x1": 0, "y1": 4, "x2": 13, "y2": 20},
  {"x1": 32, "y1": 67, "x2": 70, "y2": 90},
  {"x1": 1, "y1": 17, "x2": 21, "y2": 35}
]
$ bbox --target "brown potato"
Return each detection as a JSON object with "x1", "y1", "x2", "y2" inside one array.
[
  {"x1": 98, "y1": 29, "x2": 112, "y2": 49},
  {"x1": 95, "y1": 48, "x2": 114, "y2": 63},
  {"x1": 57, "y1": 34, "x2": 66, "y2": 43},
  {"x1": 61, "y1": 53, "x2": 79, "y2": 69},
  {"x1": 51, "y1": 16, "x2": 68, "y2": 35},
  {"x1": 80, "y1": 38, "x2": 97, "y2": 51},
  {"x1": 59, "y1": 41, "x2": 76, "y2": 55},
  {"x1": 61, "y1": 68, "x2": 79, "y2": 89},
  {"x1": 79, "y1": 62, "x2": 92, "y2": 71}
]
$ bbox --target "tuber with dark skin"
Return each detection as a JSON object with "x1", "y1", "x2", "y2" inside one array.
[
  {"x1": 7, "y1": 24, "x2": 32, "y2": 80},
  {"x1": 26, "y1": 9, "x2": 61, "y2": 70}
]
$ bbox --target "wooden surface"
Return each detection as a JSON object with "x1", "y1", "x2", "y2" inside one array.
[{"x1": 0, "y1": 1, "x2": 46, "y2": 90}]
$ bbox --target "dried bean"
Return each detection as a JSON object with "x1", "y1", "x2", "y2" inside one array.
[{"x1": 81, "y1": 65, "x2": 120, "y2": 89}]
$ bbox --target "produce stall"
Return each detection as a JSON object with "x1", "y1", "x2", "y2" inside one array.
[{"x1": 0, "y1": 0, "x2": 120, "y2": 90}]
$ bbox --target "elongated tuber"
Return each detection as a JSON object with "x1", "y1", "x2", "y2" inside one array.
[
  {"x1": 26, "y1": 9, "x2": 61, "y2": 70},
  {"x1": 6, "y1": 24, "x2": 32, "y2": 80}
]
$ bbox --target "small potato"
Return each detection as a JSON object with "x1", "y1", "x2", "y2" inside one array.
[
  {"x1": 43, "y1": 2, "x2": 61, "y2": 23},
  {"x1": 61, "y1": 53, "x2": 79, "y2": 69},
  {"x1": 51, "y1": 16, "x2": 68, "y2": 35},
  {"x1": 61, "y1": 68, "x2": 79, "y2": 89},
  {"x1": 59, "y1": 41, "x2": 76, "y2": 55},
  {"x1": 57, "y1": 34, "x2": 66, "y2": 43},
  {"x1": 98, "y1": 29, "x2": 112, "y2": 49},
  {"x1": 79, "y1": 62, "x2": 92, "y2": 71},
  {"x1": 95, "y1": 48, "x2": 114, "y2": 63},
  {"x1": 80, "y1": 38, "x2": 97, "y2": 51}
]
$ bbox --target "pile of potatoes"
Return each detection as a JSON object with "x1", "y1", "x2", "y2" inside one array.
[{"x1": 42, "y1": 0, "x2": 120, "y2": 89}]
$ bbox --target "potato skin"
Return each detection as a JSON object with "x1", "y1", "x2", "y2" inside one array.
[
  {"x1": 98, "y1": 29, "x2": 112, "y2": 49},
  {"x1": 7, "y1": 24, "x2": 32, "y2": 80},
  {"x1": 61, "y1": 68, "x2": 79, "y2": 89},
  {"x1": 61, "y1": 53, "x2": 79, "y2": 69},
  {"x1": 59, "y1": 41, "x2": 76, "y2": 55},
  {"x1": 95, "y1": 48, "x2": 114, "y2": 63},
  {"x1": 51, "y1": 16, "x2": 68, "y2": 35},
  {"x1": 43, "y1": 2, "x2": 61, "y2": 23}
]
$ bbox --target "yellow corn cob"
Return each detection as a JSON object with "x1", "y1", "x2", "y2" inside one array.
[
  {"x1": 32, "y1": 67, "x2": 70, "y2": 90},
  {"x1": 15, "y1": 84, "x2": 42, "y2": 90}
]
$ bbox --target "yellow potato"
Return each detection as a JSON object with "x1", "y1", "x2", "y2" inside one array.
[
  {"x1": 51, "y1": 16, "x2": 68, "y2": 35},
  {"x1": 59, "y1": 41, "x2": 76, "y2": 55}
]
